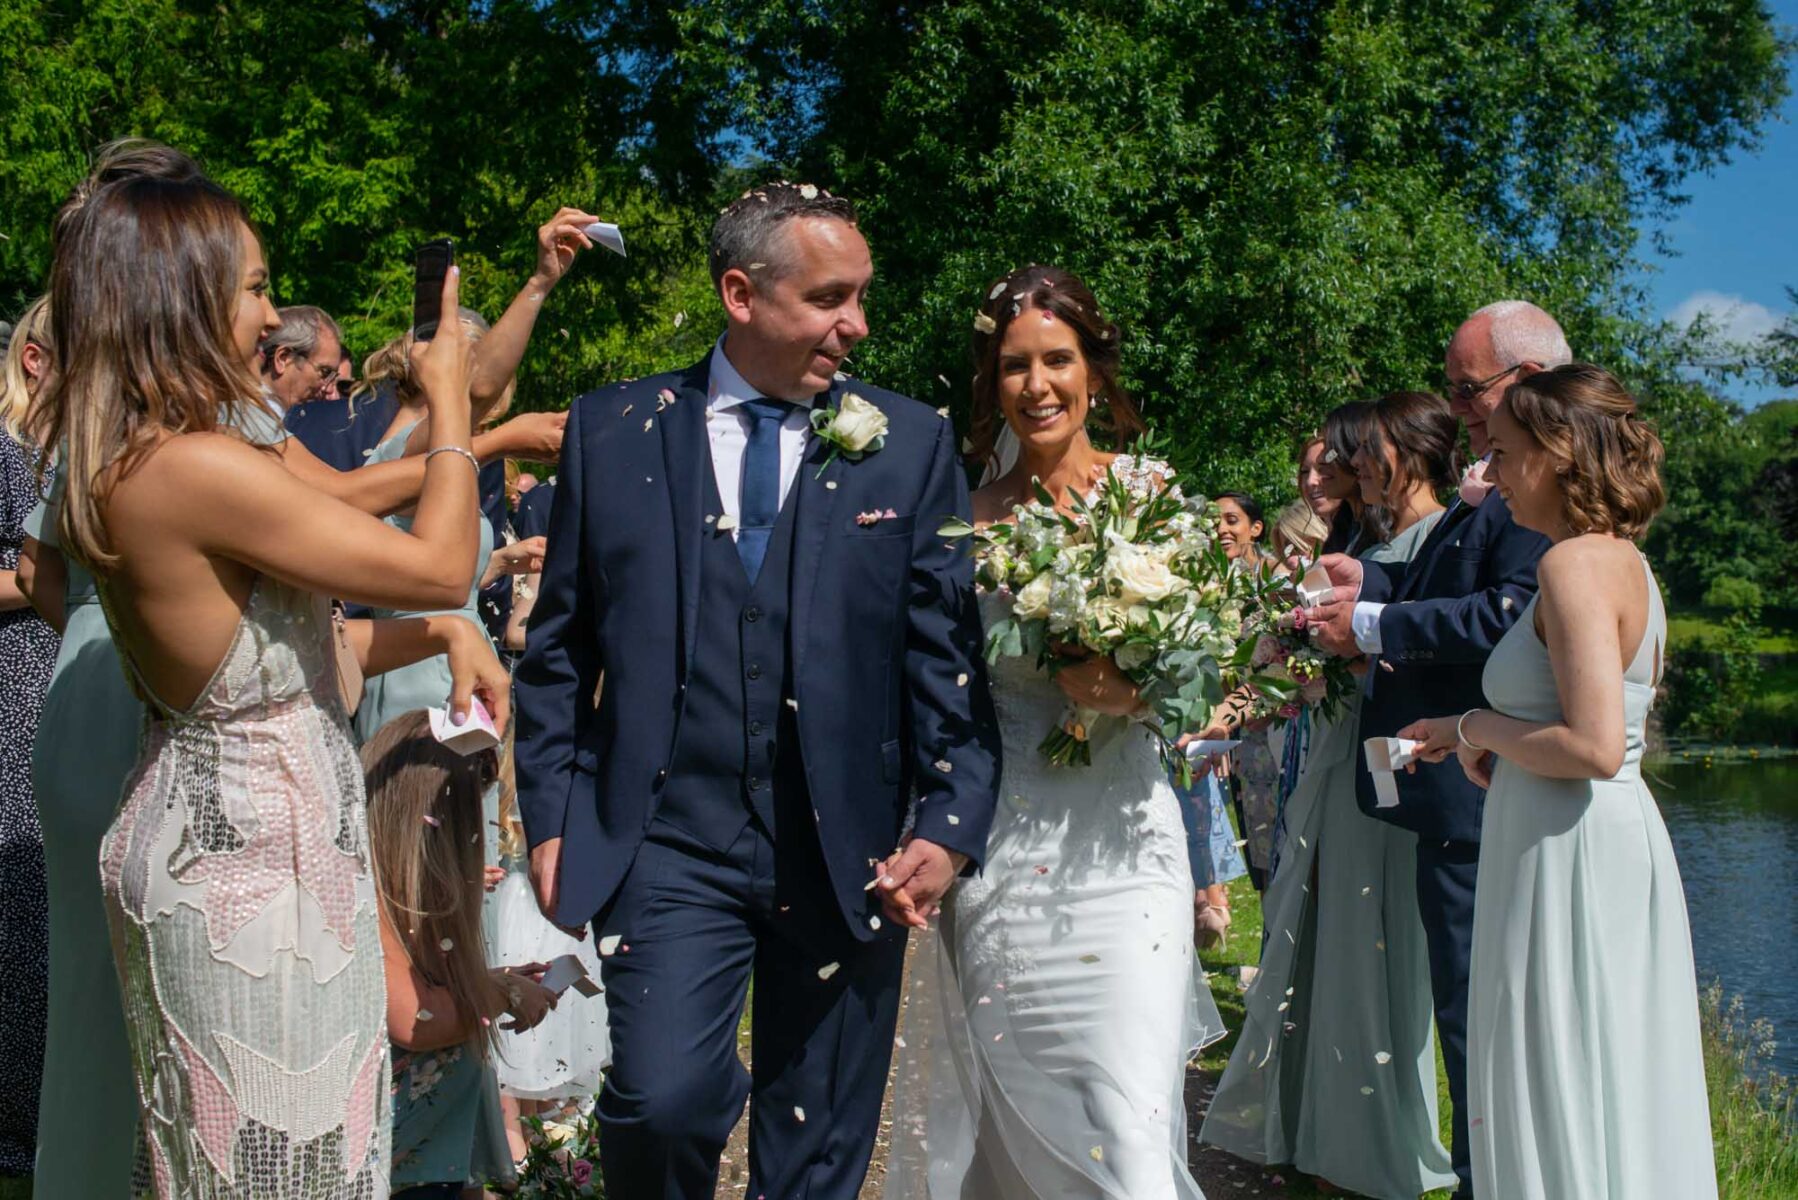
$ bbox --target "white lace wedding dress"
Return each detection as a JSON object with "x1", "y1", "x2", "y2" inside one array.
[{"x1": 885, "y1": 457, "x2": 1223, "y2": 1200}]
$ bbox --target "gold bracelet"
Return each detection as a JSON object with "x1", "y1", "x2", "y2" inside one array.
[{"x1": 425, "y1": 445, "x2": 480, "y2": 473}]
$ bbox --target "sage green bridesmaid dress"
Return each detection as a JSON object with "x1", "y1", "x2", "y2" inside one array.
[
  {"x1": 1201, "y1": 511, "x2": 1458, "y2": 1199},
  {"x1": 1469, "y1": 556, "x2": 1715, "y2": 1198}
]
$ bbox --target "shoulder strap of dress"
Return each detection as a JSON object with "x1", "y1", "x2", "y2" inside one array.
[{"x1": 1625, "y1": 554, "x2": 1665, "y2": 687}]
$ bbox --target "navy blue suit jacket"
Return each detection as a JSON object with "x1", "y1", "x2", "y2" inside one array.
[
  {"x1": 512, "y1": 353, "x2": 1002, "y2": 937},
  {"x1": 1354, "y1": 493, "x2": 1549, "y2": 844}
]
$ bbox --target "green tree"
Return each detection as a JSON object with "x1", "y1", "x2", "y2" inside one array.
[{"x1": 610, "y1": 0, "x2": 1790, "y2": 496}]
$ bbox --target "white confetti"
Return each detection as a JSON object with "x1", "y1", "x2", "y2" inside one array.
[
  {"x1": 977, "y1": 996, "x2": 991, "y2": 1005},
  {"x1": 1375, "y1": 1051, "x2": 1392, "y2": 1064},
  {"x1": 599, "y1": 935, "x2": 623, "y2": 956},
  {"x1": 415, "y1": 1009, "x2": 434, "y2": 1021},
  {"x1": 956, "y1": 673, "x2": 969, "y2": 687},
  {"x1": 1089, "y1": 1146, "x2": 1104, "y2": 1163},
  {"x1": 799, "y1": 183, "x2": 819, "y2": 199},
  {"x1": 439, "y1": 938, "x2": 454, "y2": 951},
  {"x1": 622, "y1": 405, "x2": 633, "y2": 416},
  {"x1": 1080, "y1": 954, "x2": 1101, "y2": 964},
  {"x1": 1360, "y1": 1086, "x2": 1375, "y2": 1096},
  {"x1": 895, "y1": 1035, "x2": 906, "y2": 1048},
  {"x1": 793, "y1": 1105, "x2": 806, "y2": 1122},
  {"x1": 947, "y1": 814, "x2": 961, "y2": 825},
  {"x1": 716, "y1": 514, "x2": 739, "y2": 532},
  {"x1": 817, "y1": 962, "x2": 841, "y2": 981},
  {"x1": 825, "y1": 481, "x2": 838, "y2": 490},
  {"x1": 643, "y1": 418, "x2": 654, "y2": 431},
  {"x1": 869, "y1": 916, "x2": 882, "y2": 931},
  {"x1": 988, "y1": 281, "x2": 1008, "y2": 299},
  {"x1": 1361, "y1": 886, "x2": 1373, "y2": 896},
  {"x1": 673, "y1": 310, "x2": 686, "y2": 328},
  {"x1": 934, "y1": 759, "x2": 953, "y2": 773},
  {"x1": 786, "y1": 698, "x2": 799, "y2": 710}
]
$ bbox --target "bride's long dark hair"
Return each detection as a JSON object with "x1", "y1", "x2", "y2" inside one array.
[{"x1": 965, "y1": 265, "x2": 1145, "y2": 475}]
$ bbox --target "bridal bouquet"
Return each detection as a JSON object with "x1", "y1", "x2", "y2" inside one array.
[{"x1": 941, "y1": 466, "x2": 1236, "y2": 784}]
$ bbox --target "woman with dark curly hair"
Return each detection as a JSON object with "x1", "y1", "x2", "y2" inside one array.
[{"x1": 1402, "y1": 364, "x2": 1714, "y2": 1200}]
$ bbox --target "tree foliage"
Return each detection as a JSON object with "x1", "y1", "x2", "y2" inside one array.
[{"x1": 2, "y1": 0, "x2": 1790, "y2": 506}]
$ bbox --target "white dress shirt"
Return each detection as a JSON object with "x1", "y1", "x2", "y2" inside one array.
[
  {"x1": 706, "y1": 337, "x2": 817, "y2": 538},
  {"x1": 1349, "y1": 464, "x2": 1492, "y2": 654}
]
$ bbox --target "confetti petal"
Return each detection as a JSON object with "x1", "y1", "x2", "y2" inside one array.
[
  {"x1": 1089, "y1": 1147, "x2": 1104, "y2": 1163},
  {"x1": 439, "y1": 938, "x2": 454, "y2": 951},
  {"x1": 934, "y1": 759, "x2": 953, "y2": 773},
  {"x1": 956, "y1": 673, "x2": 969, "y2": 687},
  {"x1": 1374, "y1": 1051, "x2": 1392, "y2": 1065},
  {"x1": 817, "y1": 962, "x2": 840, "y2": 981},
  {"x1": 716, "y1": 514, "x2": 739, "y2": 532},
  {"x1": 416, "y1": 1009, "x2": 434, "y2": 1021},
  {"x1": 869, "y1": 915, "x2": 882, "y2": 930},
  {"x1": 947, "y1": 814, "x2": 961, "y2": 825},
  {"x1": 599, "y1": 935, "x2": 623, "y2": 956},
  {"x1": 793, "y1": 1105, "x2": 806, "y2": 1122}
]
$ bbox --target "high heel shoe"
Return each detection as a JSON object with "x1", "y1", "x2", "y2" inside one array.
[{"x1": 1194, "y1": 899, "x2": 1231, "y2": 951}]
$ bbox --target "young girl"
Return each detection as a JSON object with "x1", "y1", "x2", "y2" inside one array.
[{"x1": 362, "y1": 711, "x2": 557, "y2": 1200}]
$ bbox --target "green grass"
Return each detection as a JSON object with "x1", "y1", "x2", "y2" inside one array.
[
  {"x1": 1667, "y1": 609, "x2": 1798, "y2": 745},
  {"x1": 1668, "y1": 614, "x2": 1798, "y2": 656}
]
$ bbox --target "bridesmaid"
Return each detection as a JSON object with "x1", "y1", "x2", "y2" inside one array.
[
  {"x1": 33, "y1": 167, "x2": 502, "y2": 1196},
  {"x1": 1403, "y1": 365, "x2": 1715, "y2": 1199},
  {"x1": 1201, "y1": 392, "x2": 1459, "y2": 1199}
]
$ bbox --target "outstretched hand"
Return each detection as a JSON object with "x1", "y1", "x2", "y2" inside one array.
[
  {"x1": 533, "y1": 207, "x2": 605, "y2": 290},
  {"x1": 874, "y1": 837, "x2": 969, "y2": 928}
]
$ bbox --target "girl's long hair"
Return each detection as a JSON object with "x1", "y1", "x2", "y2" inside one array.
[
  {"x1": 361, "y1": 711, "x2": 499, "y2": 1057},
  {"x1": 29, "y1": 175, "x2": 262, "y2": 569}
]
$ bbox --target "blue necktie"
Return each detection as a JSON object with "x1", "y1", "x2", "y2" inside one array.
[{"x1": 737, "y1": 398, "x2": 794, "y2": 583}]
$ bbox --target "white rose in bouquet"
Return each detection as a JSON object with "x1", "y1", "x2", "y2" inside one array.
[
  {"x1": 1013, "y1": 572, "x2": 1054, "y2": 619},
  {"x1": 1106, "y1": 540, "x2": 1185, "y2": 605}
]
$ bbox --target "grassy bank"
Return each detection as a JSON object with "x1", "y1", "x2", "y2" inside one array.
[{"x1": 1666, "y1": 607, "x2": 1798, "y2": 745}]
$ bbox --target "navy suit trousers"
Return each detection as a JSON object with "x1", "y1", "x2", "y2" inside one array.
[
  {"x1": 1416, "y1": 838, "x2": 1480, "y2": 1197},
  {"x1": 594, "y1": 817, "x2": 906, "y2": 1200}
]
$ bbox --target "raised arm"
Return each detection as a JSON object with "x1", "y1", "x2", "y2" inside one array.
[
  {"x1": 468, "y1": 206, "x2": 604, "y2": 420},
  {"x1": 191, "y1": 269, "x2": 480, "y2": 609}
]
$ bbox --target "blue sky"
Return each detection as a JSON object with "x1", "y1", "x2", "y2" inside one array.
[{"x1": 1637, "y1": 0, "x2": 1798, "y2": 406}]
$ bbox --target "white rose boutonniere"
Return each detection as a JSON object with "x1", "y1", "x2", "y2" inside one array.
[{"x1": 811, "y1": 392, "x2": 888, "y2": 475}]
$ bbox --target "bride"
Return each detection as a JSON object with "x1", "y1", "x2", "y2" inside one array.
[{"x1": 884, "y1": 265, "x2": 1222, "y2": 1199}]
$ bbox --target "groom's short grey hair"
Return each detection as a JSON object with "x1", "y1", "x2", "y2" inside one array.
[
  {"x1": 709, "y1": 182, "x2": 859, "y2": 288},
  {"x1": 1471, "y1": 300, "x2": 1573, "y2": 369}
]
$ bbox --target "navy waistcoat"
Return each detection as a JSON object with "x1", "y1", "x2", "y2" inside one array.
[{"x1": 655, "y1": 465, "x2": 805, "y2": 851}]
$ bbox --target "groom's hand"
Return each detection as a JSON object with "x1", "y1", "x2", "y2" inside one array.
[
  {"x1": 529, "y1": 837, "x2": 587, "y2": 940},
  {"x1": 876, "y1": 838, "x2": 968, "y2": 929}
]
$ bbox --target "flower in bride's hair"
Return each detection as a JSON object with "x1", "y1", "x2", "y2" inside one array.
[{"x1": 973, "y1": 311, "x2": 997, "y2": 334}]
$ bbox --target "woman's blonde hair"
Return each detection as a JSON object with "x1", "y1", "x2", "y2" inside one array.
[
  {"x1": 362, "y1": 710, "x2": 501, "y2": 1058},
  {"x1": 1, "y1": 297, "x2": 50, "y2": 438},
  {"x1": 355, "y1": 308, "x2": 513, "y2": 425},
  {"x1": 1500, "y1": 363, "x2": 1667, "y2": 541},
  {"x1": 29, "y1": 176, "x2": 262, "y2": 569},
  {"x1": 1273, "y1": 500, "x2": 1328, "y2": 560}
]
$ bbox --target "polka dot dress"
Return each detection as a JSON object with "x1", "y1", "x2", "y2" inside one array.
[{"x1": 0, "y1": 430, "x2": 55, "y2": 1175}]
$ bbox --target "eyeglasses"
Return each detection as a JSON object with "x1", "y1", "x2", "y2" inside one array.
[
  {"x1": 1445, "y1": 363, "x2": 1521, "y2": 405},
  {"x1": 306, "y1": 358, "x2": 340, "y2": 382}
]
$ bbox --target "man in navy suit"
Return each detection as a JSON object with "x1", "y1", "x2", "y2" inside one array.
[
  {"x1": 1306, "y1": 302, "x2": 1565, "y2": 1196},
  {"x1": 512, "y1": 183, "x2": 1001, "y2": 1199}
]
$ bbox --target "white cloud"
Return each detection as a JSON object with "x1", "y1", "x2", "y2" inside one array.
[{"x1": 1667, "y1": 290, "x2": 1784, "y2": 344}]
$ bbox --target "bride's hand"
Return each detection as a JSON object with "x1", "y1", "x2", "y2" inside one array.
[{"x1": 1050, "y1": 649, "x2": 1143, "y2": 717}]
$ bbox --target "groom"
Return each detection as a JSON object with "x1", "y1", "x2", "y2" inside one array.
[{"x1": 513, "y1": 183, "x2": 1001, "y2": 1199}]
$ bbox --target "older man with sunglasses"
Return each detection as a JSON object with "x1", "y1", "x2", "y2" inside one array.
[{"x1": 1304, "y1": 300, "x2": 1565, "y2": 1198}]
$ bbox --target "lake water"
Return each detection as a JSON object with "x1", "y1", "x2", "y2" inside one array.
[{"x1": 1650, "y1": 756, "x2": 1798, "y2": 1079}]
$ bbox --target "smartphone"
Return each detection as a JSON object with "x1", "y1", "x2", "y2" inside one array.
[{"x1": 411, "y1": 238, "x2": 456, "y2": 341}]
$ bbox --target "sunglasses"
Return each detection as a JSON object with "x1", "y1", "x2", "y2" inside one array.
[{"x1": 1445, "y1": 363, "x2": 1521, "y2": 405}]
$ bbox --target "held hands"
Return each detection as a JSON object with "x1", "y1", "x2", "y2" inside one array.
[
  {"x1": 444, "y1": 619, "x2": 510, "y2": 731},
  {"x1": 874, "y1": 837, "x2": 970, "y2": 929},
  {"x1": 410, "y1": 265, "x2": 473, "y2": 414},
  {"x1": 1396, "y1": 715, "x2": 1496, "y2": 788},
  {"x1": 1051, "y1": 647, "x2": 1144, "y2": 716},
  {"x1": 533, "y1": 207, "x2": 606, "y2": 291},
  {"x1": 1302, "y1": 590, "x2": 1362, "y2": 658}
]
